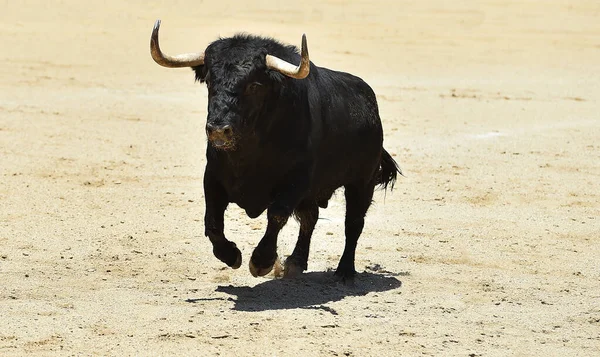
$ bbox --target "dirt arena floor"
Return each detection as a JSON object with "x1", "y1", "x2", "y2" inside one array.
[{"x1": 1, "y1": 1, "x2": 599, "y2": 356}]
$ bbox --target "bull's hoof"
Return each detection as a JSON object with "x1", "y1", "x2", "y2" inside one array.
[
  {"x1": 213, "y1": 241, "x2": 242, "y2": 269},
  {"x1": 283, "y1": 257, "x2": 306, "y2": 278},
  {"x1": 249, "y1": 250, "x2": 277, "y2": 277},
  {"x1": 334, "y1": 268, "x2": 356, "y2": 286},
  {"x1": 231, "y1": 250, "x2": 242, "y2": 269},
  {"x1": 249, "y1": 260, "x2": 274, "y2": 277}
]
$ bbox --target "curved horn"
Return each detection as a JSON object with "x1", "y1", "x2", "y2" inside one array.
[
  {"x1": 266, "y1": 34, "x2": 310, "y2": 79},
  {"x1": 150, "y1": 19, "x2": 205, "y2": 68}
]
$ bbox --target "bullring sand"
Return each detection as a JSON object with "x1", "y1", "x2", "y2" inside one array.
[{"x1": 1, "y1": 1, "x2": 599, "y2": 356}]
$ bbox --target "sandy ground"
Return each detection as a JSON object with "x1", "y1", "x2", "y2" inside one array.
[{"x1": 1, "y1": 1, "x2": 600, "y2": 356}]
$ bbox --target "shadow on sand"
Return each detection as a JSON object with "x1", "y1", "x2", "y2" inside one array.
[{"x1": 208, "y1": 271, "x2": 402, "y2": 312}]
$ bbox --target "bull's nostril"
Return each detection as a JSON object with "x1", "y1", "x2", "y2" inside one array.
[
  {"x1": 222, "y1": 125, "x2": 232, "y2": 137},
  {"x1": 206, "y1": 123, "x2": 216, "y2": 134}
]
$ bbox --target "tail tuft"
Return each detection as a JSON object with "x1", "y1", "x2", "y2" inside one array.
[{"x1": 376, "y1": 149, "x2": 402, "y2": 191}]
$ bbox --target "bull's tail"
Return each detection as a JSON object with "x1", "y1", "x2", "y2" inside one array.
[{"x1": 376, "y1": 148, "x2": 403, "y2": 191}]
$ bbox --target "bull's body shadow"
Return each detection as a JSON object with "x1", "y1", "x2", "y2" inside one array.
[{"x1": 198, "y1": 271, "x2": 402, "y2": 312}]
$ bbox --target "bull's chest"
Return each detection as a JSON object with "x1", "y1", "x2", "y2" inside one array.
[{"x1": 222, "y1": 174, "x2": 273, "y2": 219}]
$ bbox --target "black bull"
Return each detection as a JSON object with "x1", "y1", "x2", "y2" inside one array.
[{"x1": 150, "y1": 21, "x2": 402, "y2": 281}]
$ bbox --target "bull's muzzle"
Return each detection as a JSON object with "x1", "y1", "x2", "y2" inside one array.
[{"x1": 206, "y1": 123, "x2": 234, "y2": 149}]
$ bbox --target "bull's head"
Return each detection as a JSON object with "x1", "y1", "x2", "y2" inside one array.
[{"x1": 150, "y1": 20, "x2": 310, "y2": 151}]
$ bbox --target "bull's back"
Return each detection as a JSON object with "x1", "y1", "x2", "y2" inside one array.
[{"x1": 307, "y1": 67, "x2": 384, "y2": 196}]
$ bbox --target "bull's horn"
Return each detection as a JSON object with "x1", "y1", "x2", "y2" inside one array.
[
  {"x1": 266, "y1": 34, "x2": 310, "y2": 79},
  {"x1": 150, "y1": 19, "x2": 205, "y2": 68}
]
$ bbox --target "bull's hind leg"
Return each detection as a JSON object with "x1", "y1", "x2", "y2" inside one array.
[
  {"x1": 335, "y1": 181, "x2": 375, "y2": 282},
  {"x1": 284, "y1": 202, "x2": 319, "y2": 278}
]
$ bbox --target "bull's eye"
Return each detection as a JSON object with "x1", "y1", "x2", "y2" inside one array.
[{"x1": 244, "y1": 82, "x2": 262, "y2": 95}]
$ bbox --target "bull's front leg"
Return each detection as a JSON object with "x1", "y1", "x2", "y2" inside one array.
[
  {"x1": 249, "y1": 173, "x2": 309, "y2": 277},
  {"x1": 204, "y1": 170, "x2": 242, "y2": 269}
]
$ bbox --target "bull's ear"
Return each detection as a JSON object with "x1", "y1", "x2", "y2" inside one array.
[
  {"x1": 192, "y1": 65, "x2": 207, "y2": 83},
  {"x1": 266, "y1": 69, "x2": 285, "y2": 83}
]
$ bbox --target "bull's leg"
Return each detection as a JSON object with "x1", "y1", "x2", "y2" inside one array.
[
  {"x1": 284, "y1": 202, "x2": 319, "y2": 278},
  {"x1": 335, "y1": 182, "x2": 375, "y2": 282},
  {"x1": 248, "y1": 206, "x2": 288, "y2": 277},
  {"x1": 249, "y1": 172, "x2": 309, "y2": 277},
  {"x1": 204, "y1": 171, "x2": 241, "y2": 269}
]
